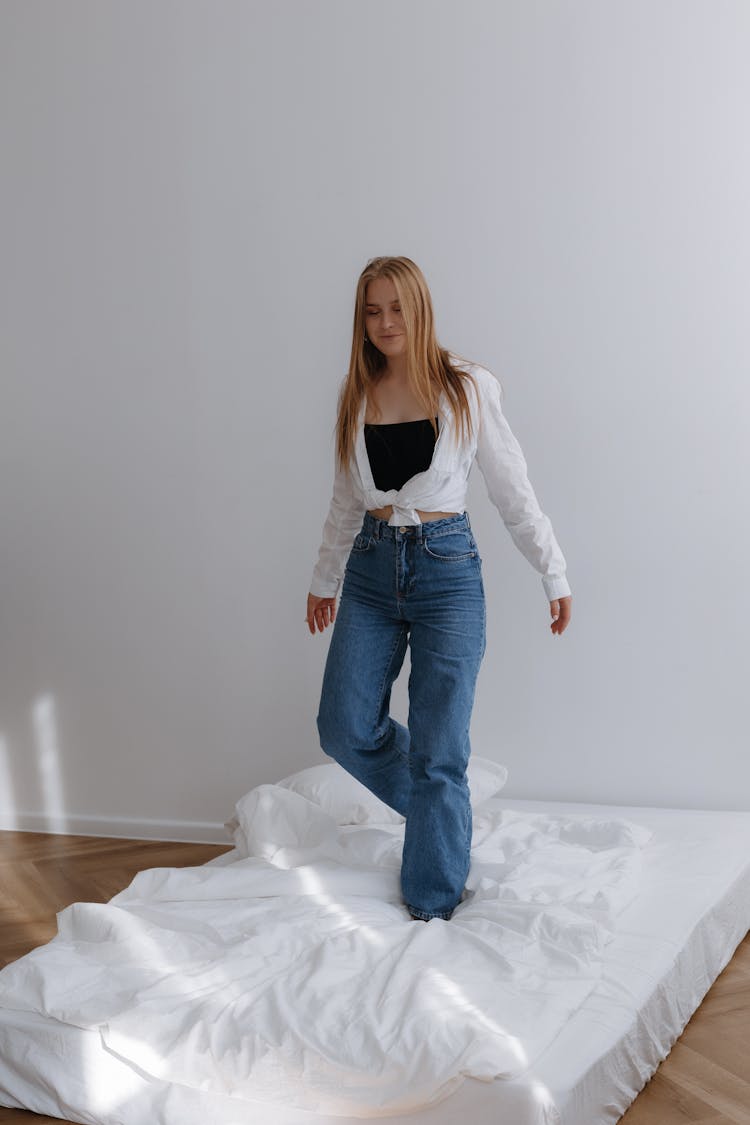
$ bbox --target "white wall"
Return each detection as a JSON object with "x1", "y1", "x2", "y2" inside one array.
[{"x1": 1, "y1": 0, "x2": 748, "y2": 842}]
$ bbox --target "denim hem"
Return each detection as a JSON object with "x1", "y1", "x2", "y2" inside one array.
[{"x1": 407, "y1": 905, "x2": 454, "y2": 921}]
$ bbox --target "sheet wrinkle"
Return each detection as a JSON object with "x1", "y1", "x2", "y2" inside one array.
[{"x1": 0, "y1": 781, "x2": 653, "y2": 1118}]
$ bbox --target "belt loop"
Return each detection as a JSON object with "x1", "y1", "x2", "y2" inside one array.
[{"x1": 465, "y1": 510, "x2": 471, "y2": 530}]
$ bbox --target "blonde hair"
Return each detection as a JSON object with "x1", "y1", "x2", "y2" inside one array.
[{"x1": 333, "y1": 256, "x2": 483, "y2": 472}]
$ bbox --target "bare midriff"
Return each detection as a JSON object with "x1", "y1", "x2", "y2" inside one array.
[{"x1": 368, "y1": 506, "x2": 459, "y2": 522}]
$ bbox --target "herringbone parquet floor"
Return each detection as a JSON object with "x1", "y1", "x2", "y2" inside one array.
[{"x1": 0, "y1": 830, "x2": 747, "y2": 1124}]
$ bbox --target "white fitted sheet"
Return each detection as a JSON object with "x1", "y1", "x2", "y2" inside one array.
[{"x1": 0, "y1": 796, "x2": 748, "y2": 1125}]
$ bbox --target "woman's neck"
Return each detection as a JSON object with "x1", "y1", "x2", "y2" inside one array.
[{"x1": 383, "y1": 358, "x2": 408, "y2": 382}]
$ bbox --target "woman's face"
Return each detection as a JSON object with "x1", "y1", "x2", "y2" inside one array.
[{"x1": 364, "y1": 278, "x2": 407, "y2": 357}]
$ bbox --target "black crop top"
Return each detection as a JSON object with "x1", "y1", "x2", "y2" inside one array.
[{"x1": 364, "y1": 417, "x2": 439, "y2": 492}]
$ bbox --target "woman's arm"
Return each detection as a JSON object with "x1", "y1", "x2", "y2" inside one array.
[
  {"x1": 309, "y1": 458, "x2": 366, "y2": 600},
  {"x1": 474, "y1": 369, "x2": 571, "y2": 602}
]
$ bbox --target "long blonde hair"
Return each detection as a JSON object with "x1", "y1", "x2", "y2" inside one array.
[{"x1": 334, "y1": 256, "x2": 483, "y2": 473}]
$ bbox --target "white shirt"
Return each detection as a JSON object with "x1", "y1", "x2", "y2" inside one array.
[{"x1": 309, "y1": 359, "x2": 571, "y2": 602}]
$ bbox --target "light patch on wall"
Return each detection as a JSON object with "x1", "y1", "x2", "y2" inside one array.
[
  {"x1": 0, "y1": 736, "x2": 18, "y2": 830},
  {"x1": 32, "y1": 694, "x2": 69, "y2": 833}
]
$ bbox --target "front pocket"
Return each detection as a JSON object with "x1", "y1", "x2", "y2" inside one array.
[
  {"x1": 422, "y1": 530, "x2": 477, "y2": 562},
  {"x1": 351, "y1": 532, "x2": 376, "y2": 553}
]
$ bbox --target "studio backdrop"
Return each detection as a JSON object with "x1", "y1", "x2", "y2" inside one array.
[{"x1": 1, "y1": 0, "x2": 748, "y2": 841}]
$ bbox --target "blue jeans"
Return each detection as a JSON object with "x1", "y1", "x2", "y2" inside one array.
[{"x1": 316, "y1": 510, "x2": 486, "y2": 920}]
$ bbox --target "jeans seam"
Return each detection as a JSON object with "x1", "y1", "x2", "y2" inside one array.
[{"x1": 371, "y1": 625, "x2": 407, "y2": 740}]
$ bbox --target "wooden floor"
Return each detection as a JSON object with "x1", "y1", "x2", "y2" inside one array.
[{"x1": 0, "y1": 830, "x2": 748, "y2": 1125}]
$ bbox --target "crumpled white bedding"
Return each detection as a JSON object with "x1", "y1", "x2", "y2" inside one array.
[{"x1": 0, "y1": 782, "x2": 653, "y2": 1117}]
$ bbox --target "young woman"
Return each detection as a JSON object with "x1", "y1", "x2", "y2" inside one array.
[{"x1": 305, "y1": 256, "x2": 572, "y2": 923}]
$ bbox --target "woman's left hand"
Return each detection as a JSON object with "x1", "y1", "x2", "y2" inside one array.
[{"x1": 549, "y1": 595, "x2": 572, "y2": 635}]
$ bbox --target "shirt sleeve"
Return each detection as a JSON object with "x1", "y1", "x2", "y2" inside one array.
[
  {"x1": 309, "y1": 456, "x2": 367, "y2": 598},
  {"x1": 474, "y1": 370, "x2": 571, "y2": 601}
]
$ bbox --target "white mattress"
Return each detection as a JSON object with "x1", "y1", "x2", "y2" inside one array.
[{"x1": 0, "y1": 795, "x2": 748, "y2": 1125}]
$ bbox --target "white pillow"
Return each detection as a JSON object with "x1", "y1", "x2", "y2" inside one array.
[{"x1": 274, "y1": 755, "x2": 508, "y2": 826}]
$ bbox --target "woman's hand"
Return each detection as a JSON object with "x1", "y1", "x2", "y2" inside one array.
[
  {"x1": 549, "y1": 595, "x2": 572, "y2": 635},
  {"x1": 306, "y1": 593, "x2": 337, "y2": 635}
]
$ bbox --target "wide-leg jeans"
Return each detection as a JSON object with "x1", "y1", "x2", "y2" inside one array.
[{"x1": 316, "y1": 510, "x2": 487, "y2": 920}]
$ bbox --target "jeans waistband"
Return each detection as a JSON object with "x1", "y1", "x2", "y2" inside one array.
[{"x1": 361, "y1": 510, "x2": 471, "y2": 541}]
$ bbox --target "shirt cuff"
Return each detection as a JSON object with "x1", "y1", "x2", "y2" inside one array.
[
  {"x1": 542, "y1": 573, "x2": 571, "y2": 601},
  {"x1": 309, "y1": 578, "x2": 342, "y2": 599}
]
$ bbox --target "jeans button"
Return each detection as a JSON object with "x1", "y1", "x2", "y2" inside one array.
[{"x1": 399, "y1": 526, "x2": 407, "y2": 532}]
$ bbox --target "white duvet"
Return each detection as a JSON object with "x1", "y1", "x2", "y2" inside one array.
[{"x1": 0, "y1": 779, "x2": 653, "y2": 1118}]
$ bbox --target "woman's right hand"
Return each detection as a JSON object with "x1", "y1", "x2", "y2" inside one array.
[{"x1": 306, "y1": 593, "x2": 337, "y2": 635}]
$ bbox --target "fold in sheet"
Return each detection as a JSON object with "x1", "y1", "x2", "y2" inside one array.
[{"x1": 0, "y1": 784, "x2": 652, "y2": 1117}]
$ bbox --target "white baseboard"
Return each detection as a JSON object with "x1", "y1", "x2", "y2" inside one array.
[{"x1": 0, "y1": 810, "x2": 232, "y2": 845}]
